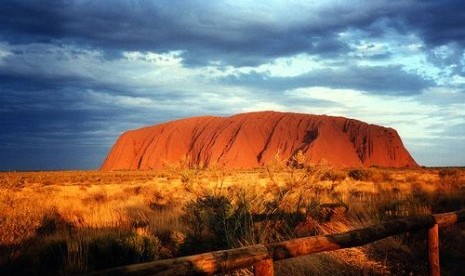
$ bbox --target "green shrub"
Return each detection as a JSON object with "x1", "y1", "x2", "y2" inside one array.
[
  {"x1": 181, "y1": 194, "x2": 257, "y2": 254},
  {"x1": 88, "y1": 232, "x2": 161, "y2": 270},
  {"x1": 225, "y1": 193, "x2": 255, "y2": 245},
  {"x1": 181, "y1": 195, "x2": 232, "y2": 253}
]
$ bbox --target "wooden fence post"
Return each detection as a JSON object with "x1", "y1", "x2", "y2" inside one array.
[
  {"x1": 254, "y1": 258, "x2": 274, "y2": 276},
  {"x1": 428, "y1": 223, "x2": 440, "y2": 276},
  {"x1": 90, "y1": 209, "x2": 465, "y2": 275}
]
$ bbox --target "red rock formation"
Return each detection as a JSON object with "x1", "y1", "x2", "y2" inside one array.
[{"x1": 101, "y1": 111, "x2": 418, "y2": 171}]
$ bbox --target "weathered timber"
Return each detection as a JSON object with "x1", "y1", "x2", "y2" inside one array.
[
  {"x1": 433, "y1": 209, "x2": 465, "y2": 227},
  {"x1": 267, "y1": 215, "x2": 435, "y2": 260},
  {"x1": 428, "y1": 223, "x2": 440, "y2": 276},
  {"x1": 88, "y1": 209, "x2": 465, "y2": 276},
  {"x1": 87, "y1": 244, "x2": 269, "y2": 276},
  {"x1": 254, "y1": 258, "x2": 274, "y2": 276}
]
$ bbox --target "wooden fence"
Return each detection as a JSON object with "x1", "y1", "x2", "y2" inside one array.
[{"x1": 90, "y1": 209, "x2": 465, "y2": 276}]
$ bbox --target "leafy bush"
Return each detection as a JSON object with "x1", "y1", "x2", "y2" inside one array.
[
  {"x1": 88, "y1": 232, "x2": 161, "y2": 270},
  {"x1": 181, "y1": 195, "x2": 232, "y2": 253},
  {"x1": 180, "y1": 194, "x2": 258, "y2": 254}
]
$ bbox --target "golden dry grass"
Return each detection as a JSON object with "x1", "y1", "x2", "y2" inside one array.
[{"x1": 1, "y1": 166, "x2": 465, "y2": 275}]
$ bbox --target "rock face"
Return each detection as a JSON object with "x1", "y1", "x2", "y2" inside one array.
[{"x1": 101, "y1": 111, "x2": 418, "y2": 171}]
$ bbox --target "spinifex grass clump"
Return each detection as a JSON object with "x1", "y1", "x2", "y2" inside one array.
[
  {"x1": 177, "y1": 156, "x2": 350, "y2": 257},
  {"x1": 180, "y1": 194, "x2": 254, "y2": 254},
  {"x1": 87, "y1": 231, "x2": 161, "y2": 270},
  {"x1": 0, "y1": 227, "x2": 163, "y2": 275}
]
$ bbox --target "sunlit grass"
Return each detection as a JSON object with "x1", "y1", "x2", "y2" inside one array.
[{"x1": 1, "y1": 166, "x2": 464, "y2": 274}]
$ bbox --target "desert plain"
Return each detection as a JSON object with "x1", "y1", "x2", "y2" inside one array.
[{"x1": 1, "y1": 163, "x2": 465, "y2": 275}]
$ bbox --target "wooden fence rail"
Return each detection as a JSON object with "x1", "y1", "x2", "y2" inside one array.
[{"x1": 89, "y1": 209, "x2": 465, "y2": 276}]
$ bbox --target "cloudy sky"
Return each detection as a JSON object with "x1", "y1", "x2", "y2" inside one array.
[{"x1": 1, "y1": 0, "x2": 465, "y2": 170}]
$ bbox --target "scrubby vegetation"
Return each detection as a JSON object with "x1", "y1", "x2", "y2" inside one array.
[{"x1": 1, "y1": 164, "x2": 465, "y2": 275}]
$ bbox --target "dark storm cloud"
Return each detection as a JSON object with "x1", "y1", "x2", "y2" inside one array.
[
  {"x1": 1, "y1": 0, "x2": 463, "y2": 69},
  {"x1": 0, "y1": 68, "x2": 159, "y2": 170},
  {"x1": 400, "y1": 0, "x2": 465, "y2": 76},
  {"x1": 0, "y1": 71, "x2": 93, "y2": 93},
  {"x1": 0, "y1": 90, "x2": 170, "y2": 170},
  {"x1": 0, "y1": 104, "x2": 108, "y2": 170},
  {"x1": 403, "y1": 0, "x2": 465, "y2": 47},
  {"x1": 0, "y1": 0, "x2": 423, "y2": 66},
  {"x1": 0, "y1": 0, "x2": 66, "y2": 41},
  {"x1": 1, "y1": 0, "x2": 463, "y2": 67},
  {"x1": 1, "y1": 87, "x2": 119, "y2": 149},
  {"x1": 224, "y1": 65, "x2": 434, "y2": 95},
  {"x1": 1, "y1": 0, "x2": 465, "y2": 170}
]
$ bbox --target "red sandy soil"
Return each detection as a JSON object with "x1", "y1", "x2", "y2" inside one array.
[{"x1": 101, "y1": 111, "x2": 418, "y2": 171}]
